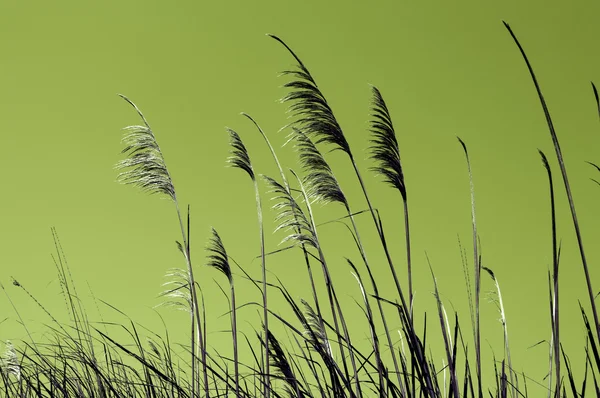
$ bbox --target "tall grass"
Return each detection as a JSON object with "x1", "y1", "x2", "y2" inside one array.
[{"x1": 2, "y1": 21, "x2": 600, "y2": 398}]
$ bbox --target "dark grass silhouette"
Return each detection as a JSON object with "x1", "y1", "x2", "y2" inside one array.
[{"x1": 1, "y1": 21, "x2": 600, "y2": 398}]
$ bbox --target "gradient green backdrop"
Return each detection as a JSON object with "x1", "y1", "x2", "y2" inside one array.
[{"x1": 1, "y1": 0, "x2": 600, "y2": 395}]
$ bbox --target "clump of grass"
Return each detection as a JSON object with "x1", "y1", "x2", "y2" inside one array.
[{"x1": 2, "y1": 20, "x2": 600, "y2": 398}]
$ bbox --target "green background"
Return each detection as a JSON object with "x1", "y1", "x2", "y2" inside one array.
[{"x1": 1, "y1": 0, "x2": 599, "y2": 394}]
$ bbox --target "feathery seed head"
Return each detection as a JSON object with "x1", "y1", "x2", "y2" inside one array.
[
  {"x1": 291, "y1": 128, "x2": 347, "y2": 206},
  {"x1": 206, "y1": 227, "x2": 232, "y2": 282},
  {"x1": 369, "y1": 85, "x2": 406, "y2": 200},
  {"x1": 115, "y1": 95, "x2": 176, "y2": 201},
  {"x1": 270, "y1": 35, "x2": 351, "y2": 156},
  {"x1": 262, "y1": 174, "x2": 318, "y2": 249},
  {"x1": 226, "y1": 128, "x2": 255, "y2": 181},
  {"x1": 156, "y1": 267, "x2": 193, "y2": 312}
]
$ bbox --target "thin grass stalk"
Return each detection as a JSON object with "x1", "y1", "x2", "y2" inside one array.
[
  {"x1": 191, "y1": 296, "x2": 198, "y2": 397},
  {"x1": 457, "y1": 137, "x2": 482, "y2": 398},
  {"x1": 226, "y1": 128, "x2": 270, "y2": 398},
  {"x1": 591, "y1": 82, "x2": 600, "y2": 123},
  {"x1": 580, "y1": 346, "x2": 590, "y2": 397},
  {"x1": 540, "y1": 150, "x2": 561, "y2": 397},
  {"x1": 581, "y1": 306, "x2": 600, "y2": 379},
  {"x1": 0, "y1": 284, "x2": 37, "y2": 355},
  {"x1": 586, "y1": 346, "x2": 600, "y2": 396},
  {"x1": 51, "y1": 228, "x2": 92, "y2": 365},
  {"x1": 426, "y1": 255, "x2": 460, "y2": 398},
  {"x1": 450, "y1": 313, "x2": 461, "y2": 398},
  {"x1": 320, "y1": 291, "x2": 353, "y2": 395},
  {"x1": 186, "y1": 205, "x2": 206, "y2": 398},
  {"x1": 256, "y1": 180, "x2": 269, "y2": 398},
  {"x1": 230, "y1": 282, "x2": 239, "y2": 398},
  {"x1": 482, "y1": 267, "x2": 515, "y2": 398},
  {"x1": 458, "y1": 239, "x2": 475, "y2": 363},
  {"x1": 503, "y1": 21, "x2": 600, "y2": 344},
  {"x1": 206, "y1": 228, "x2": 239, "y2": 398}
]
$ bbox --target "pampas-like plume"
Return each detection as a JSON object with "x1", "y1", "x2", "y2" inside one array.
[
  {"x1": 206, "y1": 228, "x2": 232, "y2": 283},
  {"x1": 263, "y1": 174, "x2": 318, "y2": 250},
  {"x1": 540, "y1": 149, "x2": 561, "y2": 397},
  {"x1": 291, "y1": 128, "x2": 347, "y2": 206},
  {"x1": 369, "y1": 85, "x2": 406, "y2": 200},
  {"x1": 267, "y1": 330, "x2": 305, "y2": 398},
  {"x1": 115, "y1": 95, "x2": 176, "y2": 200},
  {"x1": 227, "y1": 128, "x2": 255, "y2": 181},
  {"x1": 269, "y1": 34, "x2": 351, "y2": 156}
]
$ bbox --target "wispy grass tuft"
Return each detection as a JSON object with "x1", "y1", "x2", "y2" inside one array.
[{"x1": 116, "y1": 95, "x2": 176, "y2": 200}]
